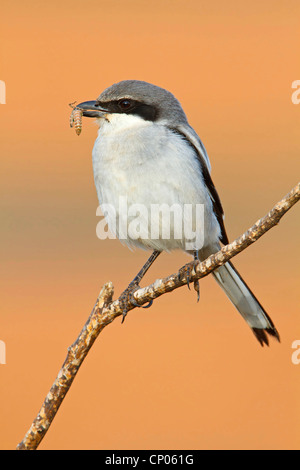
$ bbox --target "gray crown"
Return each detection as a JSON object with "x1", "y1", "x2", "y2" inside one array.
[{"x1": 97, "y1": 80, "x2": 188, "y2": 125}]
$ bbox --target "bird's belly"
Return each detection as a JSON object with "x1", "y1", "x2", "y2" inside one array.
[{"x1": 92, "y1": 125, "x2": 220, "y2": 252}]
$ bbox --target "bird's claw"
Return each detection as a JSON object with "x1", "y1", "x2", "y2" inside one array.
[
  {"x1": 119, "y1": 281, "x2": 153, "y2": 323},
  {"x1": 179, "y1": 260, "x2": 200, "y2": 303}
]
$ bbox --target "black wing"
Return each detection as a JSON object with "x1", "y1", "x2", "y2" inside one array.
[{"x1": 168, "y1": 126, "x2": 229, "y2": 246}]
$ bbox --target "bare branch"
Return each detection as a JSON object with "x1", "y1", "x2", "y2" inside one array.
[{"x1": 16, "y1": 183, "x2": 300, "y2": 450}]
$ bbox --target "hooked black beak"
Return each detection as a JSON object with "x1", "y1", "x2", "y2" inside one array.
[{"x1": 75, "y1": 100, "x2": 108, "y2": 118}]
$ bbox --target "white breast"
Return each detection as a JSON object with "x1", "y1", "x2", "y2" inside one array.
[{"x1": 92, "y1": 114, "x2": 220, "y2": 252}]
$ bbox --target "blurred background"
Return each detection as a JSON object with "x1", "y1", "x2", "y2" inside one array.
[{"x1": 0, "y1": 0, "x2": 299, "y2": 450}]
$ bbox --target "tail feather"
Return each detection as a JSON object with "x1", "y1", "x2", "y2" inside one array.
[{"x1": 212, "y1": 260, "x2": 280, "y2": 347}]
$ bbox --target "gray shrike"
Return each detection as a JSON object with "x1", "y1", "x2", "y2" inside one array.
[{"x1": 75, "y1": 80, "x2": 280, "y2": 346}]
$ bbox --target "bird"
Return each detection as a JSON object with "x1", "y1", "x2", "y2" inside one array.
[{"x1": 75, "y1": 80, "x2": 280, "y2": 346}]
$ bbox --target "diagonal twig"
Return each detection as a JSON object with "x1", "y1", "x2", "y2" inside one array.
[{"x1": 16, "y1": 182, "x2": 300, "y2": 450}]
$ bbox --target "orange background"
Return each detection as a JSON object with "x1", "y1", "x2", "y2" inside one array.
[{"x1": 1, "y1": 0, "x2": 299, "y2": 450}]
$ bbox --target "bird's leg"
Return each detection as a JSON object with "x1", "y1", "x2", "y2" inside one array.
[
  {"x1": 119, "y1": 250, "x2": 161, "y2": 323},
  {"x1": 179, "y1": 250, "x2": 200, "y2": 302}
]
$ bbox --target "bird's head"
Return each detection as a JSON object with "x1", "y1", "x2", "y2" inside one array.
[{"x1": 75, "y1": 80, "x2": 188, "y2": 127}]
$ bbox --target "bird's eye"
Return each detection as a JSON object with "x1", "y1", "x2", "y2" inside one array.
[{"x1": 118, "y1": 99, "x2": 132, "y2": 110}]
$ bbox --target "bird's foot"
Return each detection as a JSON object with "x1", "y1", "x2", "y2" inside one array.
[
  {"x1": 119, "y1": 280, "x2": 153, "y2": 323},
  {"x1": 179, "y1": 260, "x2": 200, "y2": 303}
]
